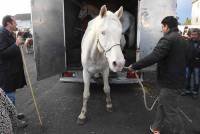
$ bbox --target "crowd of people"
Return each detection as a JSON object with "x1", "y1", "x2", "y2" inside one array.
[
  {"x1": 181, "y1": 27, "x2": 200, "y2": 99},
  {"x1": 0, "y1": 14, "x2": 200, "y2": 134}
]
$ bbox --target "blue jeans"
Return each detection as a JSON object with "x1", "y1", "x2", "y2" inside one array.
[
  {"x1": 5, "y1": 91, "x2": 16, "y2": 105},
  {"x1": 185, "y1": 67, "x2": 200, "y2": 94}
]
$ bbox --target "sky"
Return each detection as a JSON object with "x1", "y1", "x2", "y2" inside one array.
[
  {"x1": 177, "y1": 0, "x2": 192, "y2": 23},
  {"x1": 0, "y1": 0, "x2": 31, "y2": 26},
  {"x1": 0, "y1": 0, "x2": 192, "y2": 26}
]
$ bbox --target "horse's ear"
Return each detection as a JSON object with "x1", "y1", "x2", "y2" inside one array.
[
  {"x1": 99, "y1": 5, "x2": 107, "y2": 18},
  {"x1": 115, "y1": 6, "x2": 123, "y2": 19}
]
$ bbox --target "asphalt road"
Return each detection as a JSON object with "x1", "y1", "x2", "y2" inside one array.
[{"x1": 15, "y1": 52, "x2": 200, "y2": 134}]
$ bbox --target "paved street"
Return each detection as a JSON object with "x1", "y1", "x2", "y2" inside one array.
[{"x1": 15, "y1": 52, "x2": 200, "y2": 134}]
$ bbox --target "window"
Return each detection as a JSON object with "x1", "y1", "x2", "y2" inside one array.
[{"x1": 198, "y1": 2, "x2": 200, "y2": 8}]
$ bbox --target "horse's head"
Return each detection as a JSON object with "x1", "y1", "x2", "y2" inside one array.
[
  {"x1": 78, "y1": 3, "x2": 99, "y2": 19},
  {"x1": 78, "y1": 3, "x2": 88, "y2": 19},
  {"x1": 96, "y1": 5, "x2": 125, "y2": 72}
]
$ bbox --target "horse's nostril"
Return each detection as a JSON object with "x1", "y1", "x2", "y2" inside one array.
[{"x1": 113, "y1": 61, "x2": 117, "y2": 67}]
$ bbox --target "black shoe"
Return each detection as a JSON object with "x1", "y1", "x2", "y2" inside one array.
[
  {"x1": 17, "y1": 120, "x2": 28, "y2": 128},
  {"x1": 150, "y1": 125, "x2": 160, "y2": 134},
  {"x1": 181, "y1": 91, "x2": 192, "y2": 96},
  {"x1": 17, "y1": 113, "x2": 25, "y2": 120}
]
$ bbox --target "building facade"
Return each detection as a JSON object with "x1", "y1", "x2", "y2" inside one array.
[
  {"x1": 14, "y1": 13, "x2": 31, "y2": 29},
  {"x1": 192, "y1": 0, "x2": 200, "y2": 25}
]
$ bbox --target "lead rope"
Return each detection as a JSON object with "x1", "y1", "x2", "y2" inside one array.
[
  {"x1": 124, "y1": 67, "x2": 192, "y2": 123},
  {"x1": 124, "y1": 67, "x2": 159, "y2": 111},
  {"x1": 134, "y1": 70, "x2": 159, "y2": 111},
  {"x1": 19, "y1": 46, "x2": 43, "y2": 127}
]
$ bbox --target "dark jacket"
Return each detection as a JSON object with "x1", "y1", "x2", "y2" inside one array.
[
  {"x1": 132, "y1": 28, "x2": 189, "y2": 89},
  {"x1": 188, "y1": 40, "x2": 200, "y2": 67},
  {"x1": 0, "y1": 27, "x2": 26, "y2": 92}
]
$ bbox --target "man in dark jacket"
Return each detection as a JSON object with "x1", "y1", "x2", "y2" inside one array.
[
  {"x1": 128, "y1": 16, "x2": 188, "y2": 134},
  {"x1": 0, "y1": 15, "x2": 27, "y2": 119},
  {"x1": 182, "y1": 28, "x2": 200, "y2": 98}
]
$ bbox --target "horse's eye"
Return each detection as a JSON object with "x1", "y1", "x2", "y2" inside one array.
[{"x1": 101, "y1": 31, "x2": 105, "y2": 35}]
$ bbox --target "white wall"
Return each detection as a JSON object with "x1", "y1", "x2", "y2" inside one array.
[
  {"x1": 16, "y1": 20, "x2": 31, "y2": 29},
  {"x1": 192, "y1": 0, "x2": 200, "y2": 25}
]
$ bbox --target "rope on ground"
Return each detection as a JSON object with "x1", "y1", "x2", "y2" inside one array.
[
  {"x1": 124, "y1": 67, "x2": 158, "y2": 111},
  {"x1": 20, "y1": 46, "x2": 43, "y2": 127},
  {"x1": 178, "y1": 107, "x2": 193, "y2": 123},
  {"x1": 135, "y1": 71, "x2": 159, "y2": 111},
  {"x1": 124, "y1": 67, "x2": 193, "y2": 123},
  {"x1": 133, "y1": 69, "x2": 159, "y2": 111}
]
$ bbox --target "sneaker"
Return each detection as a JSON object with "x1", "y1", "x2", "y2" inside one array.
[
  {"x1": 150, "y1": 125, "x2": 160, "y2": 134},
  {"x1": 154, "y1": 131, "x2": 160, "y2": 134},
  {"x1": 17, "y1": 113, "x2": 25, "y2": 120}
]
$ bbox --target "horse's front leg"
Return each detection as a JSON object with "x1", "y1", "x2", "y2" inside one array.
[
  {"x1": 77, "y1": 69, "x2": 91, "y2": 125},
  {"x1": 102, "y1": 68, "x2": 112, "y2": 112}
]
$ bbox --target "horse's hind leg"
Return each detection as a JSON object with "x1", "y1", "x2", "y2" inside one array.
[
  {"x1": 77, "y1": 69, "x2": 91, "y2": 125},
  {"x1": 103, "y1": 68, "x2": 112, "y2": 112}
]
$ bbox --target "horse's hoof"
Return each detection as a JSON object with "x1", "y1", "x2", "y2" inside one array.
[
  {"x1": 106, "y1": 107, "x2": 113, "y2": 112},
  {"x1": 77, "y1": 117, "x2": 86, "y2": 125}
]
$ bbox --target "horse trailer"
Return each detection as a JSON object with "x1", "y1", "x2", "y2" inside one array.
[{"x1": 31, "y1": 0, "x2": 177, "y2": 83}]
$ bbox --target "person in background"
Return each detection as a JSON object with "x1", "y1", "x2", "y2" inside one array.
[
  {"x1": 128, "y1": 16, "x2": 188, "y2": 134},
  {"x1": 0, "y1": 15, "x2": 27, "y2": 120},
  {"x1": 182, "y1": 28, "x2": 200, "y2": 99},
  {"x1": 183, "y1": 26, "x2": 189, "y2": 36},
  {"x1": 199, "y1": 30, "x2": 200, "y2": 40},
  {"x1": 182, "y1": 26, "x2": 191, "y2": 40},
  {"x1": 24, "y1": 37, "x2": 33, "y2": 54},
  {"x1": 22, "y1": 29, "x2": 33, "y2": 54}
]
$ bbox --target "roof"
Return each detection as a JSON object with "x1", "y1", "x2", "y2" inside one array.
[
  {"x1": 14, "y1": 13, "x2": 31, "y2": 21},
  {"x1": 192, "y1": 0, "x2": 200, "y2": 4}
]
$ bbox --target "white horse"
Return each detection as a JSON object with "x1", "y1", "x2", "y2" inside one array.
[
  {"x1": 78, "y1": 3, "x2": 135, "y2": 48},
  {"x1": 120, "y1": 11, "x2": 135, "y2": 48},
  {"x1": 77, "y1": 5, "x2": 125, "y2": 125}
]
